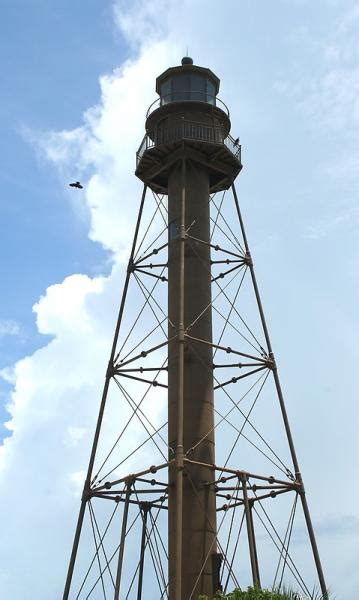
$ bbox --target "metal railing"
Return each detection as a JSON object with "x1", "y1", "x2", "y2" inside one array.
[
  {"x1": 136, "y1": 119, "x2": 241, "y2": 167},
  {"x1": 146, "y1": 93, "x2": 230, "y2": 119},
  {"x1": 224, "y1": 133, "x2": 241, "y2": 159}
]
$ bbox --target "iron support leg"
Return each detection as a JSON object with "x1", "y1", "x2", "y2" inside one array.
[
  {"x1": 248, "y1": 501, "x2": 260, "y2": 588},
  {"x1": 62, "y1": 497, "x2": 87, "y2": 600},
  {"x1": 137, "y1": 504, "x2": 149, "y2": 600},
  {"x1": 300, "y1": 491, "x2": 328, "y2": 600},
  {"x1": 114, "y1": 484, "x2": 131, "y2": 600},
  {"x1": 242, "y1": 476, "x2": 261, "y2": 588}
]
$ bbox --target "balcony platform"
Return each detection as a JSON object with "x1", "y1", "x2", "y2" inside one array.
[{"x1": 136, "y1": 119, "x2": 242, "y2": 194}]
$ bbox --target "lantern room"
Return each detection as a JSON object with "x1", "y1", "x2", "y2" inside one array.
[{"x1": 156, "y1": 56, "x2": 220, "y2": 106}]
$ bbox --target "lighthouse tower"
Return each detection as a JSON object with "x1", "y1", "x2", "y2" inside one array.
[{"x1": 63, "y1": 58, "x2": 327, "y2": 600}]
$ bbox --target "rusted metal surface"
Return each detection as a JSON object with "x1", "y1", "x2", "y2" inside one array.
[
  {"x1": 242, "y1": 475, "x2": 261, "y2": 588},
  {"x1": 114, "y1": 483, "x2": 131, "y2": 600},
  {"x1": 168, "y1": 156, "x2": 217, "y2": 598}
]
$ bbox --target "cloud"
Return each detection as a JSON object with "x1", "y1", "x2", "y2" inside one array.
[
  {"x1": 113, "y1": 0, "x2": 170, "y2": 48},
  {"x1": 0, "y1": 320, "x2": 20, "y2": 338},
  {"x1": 274, "y1": 3, "x2": 359, "y2": 136}
]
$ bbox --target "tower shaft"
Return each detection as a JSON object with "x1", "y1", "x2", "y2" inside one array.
[
  {"x1": 136, "y1": 56, "x2": 241, "y2": 598},
  {"x1": 168, "y1": 159, "x2": 217, "y2": 598}
]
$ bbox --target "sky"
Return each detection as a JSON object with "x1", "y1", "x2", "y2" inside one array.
[{"x1": 0, "y1": 0, "x2": 358, "y2": 598}]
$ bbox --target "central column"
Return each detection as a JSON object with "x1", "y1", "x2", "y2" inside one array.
[{"x1": 168, "y1": 157, "x2": 217, "y2": 599}]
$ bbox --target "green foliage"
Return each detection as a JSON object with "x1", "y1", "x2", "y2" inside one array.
[
  {"x1": 198, "y1": 588, "x2": 288, "y2": 599},
  {"x1": 198, "y1": 586, "x2": 326, "y2": 600}
]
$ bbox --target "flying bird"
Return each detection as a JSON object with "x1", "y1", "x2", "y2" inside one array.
[{"x1": 69, "y1": 181, "x2": 83, "y2": 189}]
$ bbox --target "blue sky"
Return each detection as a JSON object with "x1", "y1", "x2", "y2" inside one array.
[
  {"x1": 0, "y1": 0, "x2": 358, "y2": 598},
  {"x1": 0, "y1": 0, "x2": 119, "y2": 429}
]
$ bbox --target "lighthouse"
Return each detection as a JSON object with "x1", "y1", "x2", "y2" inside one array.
[{"x1": 63, "y1": 57, "x2": 327, "y2": 600}]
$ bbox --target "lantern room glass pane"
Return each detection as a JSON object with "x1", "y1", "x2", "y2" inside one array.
[
  {"x1": 173, "y1": 73, "x2": 190, "y2": 101},
  {"x1": 207, "y1": 80, "x2": 215, "y2": 104},
  {"x1": 160, "y1": 78, "x2": 171, "y2": 104},
  {"x1": 190, "y1": 74, "x2": 206, "y2": 102}
]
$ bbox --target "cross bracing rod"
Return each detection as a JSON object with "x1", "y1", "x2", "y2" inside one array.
[
  {"x1": 133, "y1": 198, "x2": 167, "y2": 260},
  {"x1": 211, "y1": 258, "x2": 244, "y2": 264},
  {"x1": 216, "y1": 484, "x2": 294, "y2": 491},
  {"x1": 183, "y1": 460, "x2": 300, "y2": 487},
  {"x1": 91, "y1": 480, "x2": 169, "y2": 494},
  {"x1": 135, "y1": 476, "x2": 168, "y2": 486},
  {"x1": 186, "y1": 266, "x2": 247, "y2": 333},
  {"x1": 133, "y1": 262, "x2": 168, "y2": 268},
  {"x1": 114, "y1": 338, "x2": 172, "y2": 369},
  {"x1": 115, "y1": 366, "x2": 168, "y2": 372},
  {"x1": 133, "y1": 267, "x2": 168, "y2": 281},
  {"x1": 75, "y1": 505, "x2": 121, "y2": 598},
  {"x1": 134, "y1": 241, "x2": 169, "y2": 265},
  {"x1": 186, "y1": 233, "x2": 245, "y2": 259},
  {"x1": 211, "y1": 262, "x2": 246, "y2": 283},
  {"x1": 252, "y1": 503, "x2": 311, "y2": 597},
  {"x1": 113, "y1": 316, "x2": 167, "y2": 366},
  {"x1": 210, "y1": 193, "x2": 246, "y2": 254},
  {"x1": 133, "y1": 271, "x2": 170, "y2": 334},
  {"x1": 185, "y1": 333, "x2": 269, "y2": 362},
  {"x1": 115, "y1": 371, "x2": 168, "y2": 388},
  {"x1": 211, "y1": 484, "x2": 297, "y2": 492},
  {"x1": 114, "y1": 379, "x2": 170, "y2": 463},
  {"x1": 91, "y1": 422, "x2": 168, "y2": 487},
  {"x1": 213, "y1": 365, "x2": 269, "y2": 390},
  {"x1": 93, "y1": 489, "x2": 168, "y2": 496},
  {"x1": 94, "y1": 460, "x2": 171, "y2": 491},
  {"x1": 273, "y1": 493, "x2": 298, "y2": 591},
  {"x1": 90, "y1": 494, "x2": 168, "y2": 510},
  {"x1": 218, "y1": 487, "x2": 294, "y2": 511},
  {"x1": 213, "y1": 361, "x2": 267, "y2": 368}
]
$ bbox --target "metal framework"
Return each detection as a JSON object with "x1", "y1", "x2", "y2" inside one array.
[{"x1": 63, "y1": 59, "x2": 327, "y2": 600}]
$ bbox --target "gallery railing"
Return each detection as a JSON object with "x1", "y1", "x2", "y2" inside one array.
[{"x1": 136, "y1": 119, "x2": 241, "y2": 167}]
